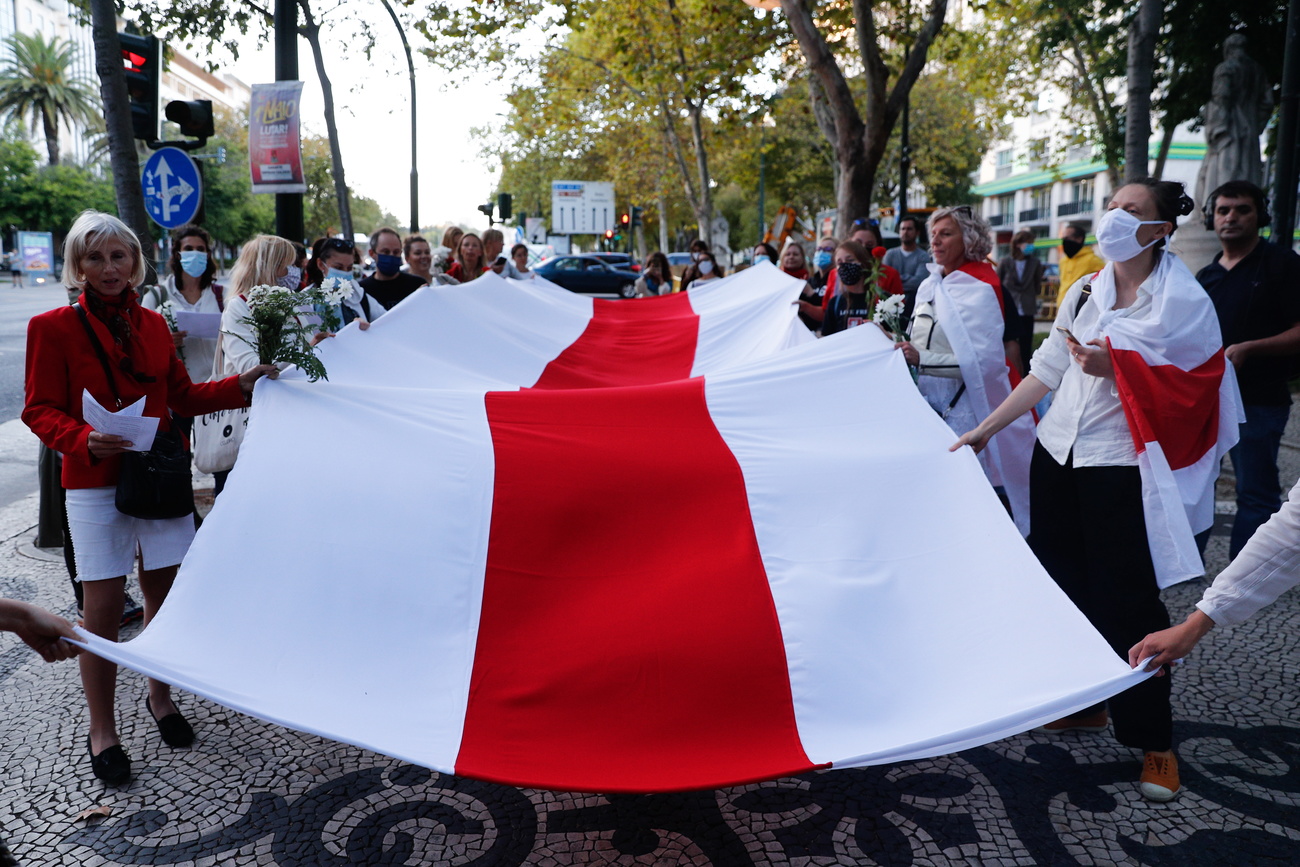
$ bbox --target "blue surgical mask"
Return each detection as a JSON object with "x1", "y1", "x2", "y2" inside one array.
[
  {"x1": 814, "y1": 250, "x2": 833, "y2": 269},
  {"x1": 179, "y1": 251, "x2": 207, "y2": 278},
  {"x1": 326, "y1": 267, "x2": 355, "y2": 285},
  {"x1": 752, "y1": 254, "x2": 771, "y2": 266},
  {"x1": 376, "y1": 253, "x2": 402, "y2": 276}
]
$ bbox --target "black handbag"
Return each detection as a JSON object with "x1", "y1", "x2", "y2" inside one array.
[{"x1": 74, "y1": 303, "x2": 194, "y2": 520}]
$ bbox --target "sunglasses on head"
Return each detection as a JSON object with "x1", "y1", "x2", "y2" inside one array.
[
  {"x1": 953, "y1": 205, "x2": 973, "y2": 217},
  {"x1": 853, "y1": 218, "x2": 880, "y2": 230},
  {"x1": 322, "y1": 238, "x2": 355, "y2": 253}
]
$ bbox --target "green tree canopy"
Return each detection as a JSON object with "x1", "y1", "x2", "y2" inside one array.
[{"x1": 0, "y1": 32, "x2": 100, "y2": 165}]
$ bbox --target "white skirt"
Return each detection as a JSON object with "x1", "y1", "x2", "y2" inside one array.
[{"x1": 64, "y1": 487, "x2": 195, "y2": 582}]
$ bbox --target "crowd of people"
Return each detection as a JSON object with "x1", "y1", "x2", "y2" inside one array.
[{"x1": 6, "y1": 176, "x2": 1299, "y2": 809}]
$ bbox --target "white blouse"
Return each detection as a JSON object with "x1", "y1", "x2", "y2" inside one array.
[{"x1": 1029, "y1": 275, "x2": 1157, "y2": 468}]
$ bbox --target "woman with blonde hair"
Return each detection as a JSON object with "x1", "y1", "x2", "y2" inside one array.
[
  {"x1": 212, "y1": 235, "x2": 298, "y2": 495},
  {"x1": 23, "y1": 211, "x2": 276, "y2": 785}
]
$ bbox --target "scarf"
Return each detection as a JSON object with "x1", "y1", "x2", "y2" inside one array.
[
  {"x1": 783, "y1": 266, "x2": 809, "y2": 281},
  {"x1": 83, "y1": 288, "x2": 155, "y2": 383}
]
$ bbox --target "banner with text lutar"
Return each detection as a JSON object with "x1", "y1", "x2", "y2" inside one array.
[{"x1": 249, "y1": 81, "x2": 306, "y2": 194}]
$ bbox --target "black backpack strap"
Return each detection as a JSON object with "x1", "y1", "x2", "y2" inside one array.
[
  {"x1": 73, "y1": 303, "x2": 123, "y2": 408},
  {"x1": 1073, "y1": 279, "x2": 1094, "y2": 319}
]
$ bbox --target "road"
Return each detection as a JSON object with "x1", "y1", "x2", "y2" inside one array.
[{"x1": 0, "y1": 281, "x2": 73, "y2": 509}]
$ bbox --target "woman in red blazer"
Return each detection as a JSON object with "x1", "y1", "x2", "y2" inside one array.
[{"x1": 23, "y1": 211, "x2": 277, "y2": 785}]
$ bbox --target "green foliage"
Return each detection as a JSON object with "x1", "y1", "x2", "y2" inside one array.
[
  {"x1": 0, "y1": 32, "x2": 99, "y2": 165},
  {"x1": 0, "y1": 130, "x2": 115, "y2": 238},
  {"x1": 227, "y1": 284, "x2": 350, "y2": 382}
]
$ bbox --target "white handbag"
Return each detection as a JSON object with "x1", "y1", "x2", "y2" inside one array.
[
  {"x1": 193, "y1": 332, "x2": 248, "y2": 474},
  {"x1": 192, "y1": 406, "x2": 247, "y2": 474}
]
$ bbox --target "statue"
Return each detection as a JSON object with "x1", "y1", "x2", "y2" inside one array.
[{"x1": 1195, "y1": 34, "x2": 1272, "y2": 204}]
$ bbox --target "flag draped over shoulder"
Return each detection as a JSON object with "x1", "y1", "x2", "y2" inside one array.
[
  {"x1": 915, "y1": 262, "x2": 1034, "y2": 535},
  {"x1": 76, "y1": 264, "x2": 1149, "y2": 793},
  {"x1": 1093, "y1": 253, "x2": 1243, "y2": 588}
]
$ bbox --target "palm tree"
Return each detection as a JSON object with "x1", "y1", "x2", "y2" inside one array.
[{"x1": 0, "y1": 33, "x2": 99, "y2": 165}]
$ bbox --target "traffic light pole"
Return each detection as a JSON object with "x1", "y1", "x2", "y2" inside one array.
[{"x1": 275, "y1": 0, "x2": 305, "y2": 243}]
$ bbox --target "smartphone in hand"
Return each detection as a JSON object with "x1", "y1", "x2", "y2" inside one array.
[{"x1": 1055, "y1": 325, "x2": 1080, "y2": 344}]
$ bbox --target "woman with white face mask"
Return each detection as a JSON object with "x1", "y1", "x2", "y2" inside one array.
[
  {"x1": 140, "y1": 224, "x2": 224, "y2": 387},
  {"x1": 952, "y1": 179, "x2": 1239, "y2": 804}
]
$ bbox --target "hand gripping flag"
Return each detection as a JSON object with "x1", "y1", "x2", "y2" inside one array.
[
  {"x1": 76, "y1": 267, "x2": 1150, "y2": 792},
  {"x1": 1091, "y1": 253, "x2": 1243, "y2": 587}
]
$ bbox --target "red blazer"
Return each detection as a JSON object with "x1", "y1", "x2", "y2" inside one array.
[{"x1": 23, "y1": 291, "x2": 249, "y2": 489}]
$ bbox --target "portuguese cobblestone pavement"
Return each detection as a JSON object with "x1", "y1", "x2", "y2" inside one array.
[{"x1": 0, "y1": 417, "x2": 1297, "y2": 866}]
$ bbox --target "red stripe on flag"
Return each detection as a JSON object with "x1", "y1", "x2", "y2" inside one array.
[
  {"x1": 1109, "y1": 343, "x2": 1224, "y2": 470},
  {"x1": 531, "y1": 294, "x2": 699, "y2": 389},
  {"x1": 459, "y1": 379, "x2": 817, "y2": 791}
]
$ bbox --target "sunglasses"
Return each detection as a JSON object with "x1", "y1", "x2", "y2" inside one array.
[
  {"x1": 852, "y1": 218, "x2": 880, "y2": 230},
  {"x1": 321, "y1": 238, "x2": 355, "y2": 253},
  {"x1": 953, "y1": 205, "x2": 973, "y2": 217}
]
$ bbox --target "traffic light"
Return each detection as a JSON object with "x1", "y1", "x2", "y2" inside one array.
[
  {"x1": 604, "y1": 229, "x2": 614, "y2": 240},
  {"x1": 631, "y1": 206, "x2": 642, "y2": 228},
  {"x1": 164, "y1": 99, "x2": 214, "y2": 141},
  {"x1": 497, "y1": 193, "x2": 512, "y2": 222},
  {"x1": 118, "y1": 32, "x2": 161, "y2": 141},
  {"x1": 619, "y1": 212, "x2": 630, "y2": 229},
  {"x1": 477, "y1": 201, "x2": 495, "y2": 223}
]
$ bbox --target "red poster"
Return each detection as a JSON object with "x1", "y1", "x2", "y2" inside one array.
[{"x1": 249, "y1": 81, "x2": 306, "y2": 194}]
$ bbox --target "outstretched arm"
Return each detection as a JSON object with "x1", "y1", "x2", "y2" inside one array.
[
  {"x1": 950, "y1": 374, "x2": 1049, "y2": 453},
  {"x1": 0, "y1": 599, "x2": 80, "y2": 662}
]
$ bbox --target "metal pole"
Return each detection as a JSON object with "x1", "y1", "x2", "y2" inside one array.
[
  {"x1": 274, "y1": 0, "x2": 304, "y2": 242},
  {"x1": 898, "y1": 96, "x2": 911, "y2": 228},
  {"x1": 1274, "y1": 0, "x2": 1300, "y2": 250},
  {"x1": 378, "y1": 0, "x2": 419, "y2": 233},
  {"x1": 758, "y1": 122, "x2": 766, "y2": 241}
]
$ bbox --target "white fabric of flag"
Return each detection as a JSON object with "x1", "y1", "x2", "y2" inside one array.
[{"x1": 74, "y1": 266, "x2": 1151, "y2": 793}]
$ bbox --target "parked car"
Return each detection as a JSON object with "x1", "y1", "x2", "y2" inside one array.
[
  {"x1": 666, "y1": 252, "x2": 694, "y2": 291},
  {"x1": 533, "y1": 255, "x2": 641, "y2": 298},
  {"x1": 588, "y1": 252, "x2": 641, "y2": 272}
]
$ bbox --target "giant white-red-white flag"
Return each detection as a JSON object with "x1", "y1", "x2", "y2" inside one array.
[{"x1": 78, "y1": 266, "x2": 1150, "y2": 792}]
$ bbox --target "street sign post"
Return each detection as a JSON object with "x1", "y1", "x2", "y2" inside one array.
[
  {"x1": 142, "y1": 147, "x2": 203, "y2": 229},
  {"x1": 550, "y1": 181, "x2": 615, "y2": 235}
]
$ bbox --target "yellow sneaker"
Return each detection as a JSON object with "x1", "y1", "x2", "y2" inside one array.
[
  {"x1": 1036, "y1": 709, "x2": 1109, "y2": 733},
  {"x1": 1139, "y1": 751, "x2": 1181, "y2": 802}
]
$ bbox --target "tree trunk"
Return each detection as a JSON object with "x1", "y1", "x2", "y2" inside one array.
[
  {"x1": 782, "y1": 0, "x2": 946, "y2": 237},
  {"x1": 658, "y1": 95, "x2": 710, "y2": 248},
  {"x1": 41, "y1": 106, "x2": 59, "y2": 165},
  {"x1": 87, "y1": 0, "x2": 152, "y2": 266},
  {"x1": 1152, "y1": 122, "x2": 1176, "y2": 180},
  {"x1": 685, "y1": 102, "x2": 713, "y2": 249},
  {"x1": 1123, "y1": 0, "x2": 1162, "y2": 182},
  {"x1": 299, "y1": 0, "x2": 352, "y2": 240},
  {"x1": 657, "y1": 193, "x2": 670, "y2": 253}
]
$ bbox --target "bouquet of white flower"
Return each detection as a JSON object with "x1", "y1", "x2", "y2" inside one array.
[
  {"x1": 873, "y1": 293, "x2": 907, "y2": 342},
  {"x1": 231, "y1": 282, "x2": 349, "y2": 382}
]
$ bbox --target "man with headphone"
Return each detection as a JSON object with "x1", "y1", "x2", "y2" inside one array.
[{"x1": 1197, "y1": 180, "x2": 1300, "y2": 558}]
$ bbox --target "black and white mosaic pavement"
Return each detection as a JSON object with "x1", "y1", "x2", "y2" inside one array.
[{"x1": 1, "y1": 436, "x2": 1297, "y2": 865}]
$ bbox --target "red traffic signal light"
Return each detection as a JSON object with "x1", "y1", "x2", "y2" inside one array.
[
  {"x1": 620, "y1": 213, "x2": 630, "y2": 226},
  {"x1": 604, "y1": 229, "x2": 614, "y2": 239},
  {"x1": 118, "y1": 32, "x2": 160, "y2": 141}
]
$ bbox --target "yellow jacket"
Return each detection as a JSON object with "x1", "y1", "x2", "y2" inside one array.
[{"x1": 1056, "y1": 246, "x2": 1106, "y2": 307}]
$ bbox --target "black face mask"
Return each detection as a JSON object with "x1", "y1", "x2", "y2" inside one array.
[
  {"x1": 837, "y1": 261, "x2": 864, "y2": 286},
  {"x1": 1061, "y1": 238, "x2": 1084, "y2": 259}
]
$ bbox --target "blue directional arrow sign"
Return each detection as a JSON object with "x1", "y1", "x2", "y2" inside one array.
[{"x1": 142, "y1": 147, "x2": 202, "y2": 229}]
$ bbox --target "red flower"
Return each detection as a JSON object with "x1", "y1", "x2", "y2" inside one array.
[{"x1": 872, "y1": 246, "x2": 887, "y2": 259}]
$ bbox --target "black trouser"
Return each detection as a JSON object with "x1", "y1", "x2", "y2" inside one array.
[
  {"x1": 1017, "y1": 313, "x2": 1035, "y2": 373},
  {"x1": 1028, "y1": 442, "x2": 1172, "y2": 752}
]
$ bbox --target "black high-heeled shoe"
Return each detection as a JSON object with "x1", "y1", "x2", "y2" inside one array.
[
  {"x1": 86, "y1": 736, "x2": 131, "y2": 785},
  {"x1": 145, "y1": 696, "x2": 195, "y2": 748}
]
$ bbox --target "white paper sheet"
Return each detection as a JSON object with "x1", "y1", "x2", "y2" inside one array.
[
  {"x1": 174, "y1": 311, "x2": 222, "y2": 339},
  {"x1": 81, "y1": 389, "x2": 158, "y2": 451}
]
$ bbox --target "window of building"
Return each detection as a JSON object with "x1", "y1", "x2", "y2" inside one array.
[{"x1": 995, "y1": 148, "x2": 1013, "y2": 179}]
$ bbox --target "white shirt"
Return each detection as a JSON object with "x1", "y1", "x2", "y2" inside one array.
[
  {"x1": 140, "y1": 276, "x2": 221, "y2": 384},
  {"x1": 1198, "y1": 476, "x2": 1300, "y2": 627},
  {"x1": 1030, "y1": 275, "x2": 1156, "y2": 467}
]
